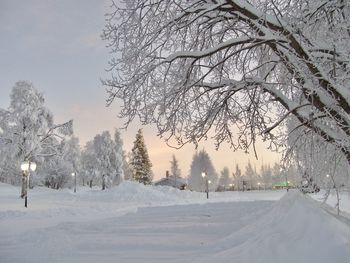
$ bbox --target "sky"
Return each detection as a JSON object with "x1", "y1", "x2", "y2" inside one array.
[{"x1": 0, "y1": 0, "x2": 281, "y2": 180}]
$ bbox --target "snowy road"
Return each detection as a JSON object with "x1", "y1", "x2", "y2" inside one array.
[
  {"x1": 1, "y1": 182, "x2": 350, "y2": 263},
  {"x1": 1, "y1": 200, "x2": 274, "y2": 263}
]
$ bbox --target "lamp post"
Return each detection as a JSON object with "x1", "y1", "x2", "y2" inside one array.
[
  {"x1": 258, "y1": 182, "x2": 261, "y2": 191},
  {"x1": 202, "y1": 172, "x2": 210, "y2": 199},
  {"x1": 21, "y1": 160, "x2": 37, "y2": 208},
  {"x1": 72, "y1": 172, "x2": 76, "y2": 193}
]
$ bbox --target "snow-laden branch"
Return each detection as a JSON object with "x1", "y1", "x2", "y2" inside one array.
[{"x1": 103, "y1": 0, "x2": 350, "y2": 164}]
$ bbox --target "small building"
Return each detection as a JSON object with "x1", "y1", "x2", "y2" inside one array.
[
  {"x1": 273, "y1": 181, "x2": 293, "y2": 190},
  {"x1": 154, "y1": 171, "x2": 187, "y2": 190}
]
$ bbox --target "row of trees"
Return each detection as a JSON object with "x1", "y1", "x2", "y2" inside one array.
[
  {"x1": 0, "y1": 82, "x2": 155, "y2": 192},
  {"x1": 186, "y1": 149, "x2": 299, "y2": 192},
  {"x1": 2, "y1": 82, "x2": 345, "y2": 194}
]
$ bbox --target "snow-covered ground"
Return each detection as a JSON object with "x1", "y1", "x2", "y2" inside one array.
[{"x1": 1, "y1": 182, "x2": 350, "y2": 263}]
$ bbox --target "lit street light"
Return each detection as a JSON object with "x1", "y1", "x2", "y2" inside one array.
[
  {"x1": 202, "y1": 172, "x2": 211, "y2": 199},
  {"x1": 258, "y1": 182, "x2": 261, "y2": 191},
  {"x1": 72, "y1": 172, "x2": 76, "y2": 193},
  {"x1": 21, "y1": 160, "x2": 37, "y2": 208}
]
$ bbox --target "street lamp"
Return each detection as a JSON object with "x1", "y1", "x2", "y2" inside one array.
[
  {"x1": 21, "y1": 160, "x2": 37, "y2": 208},
  {"x1": 202, "y1": 172, "x2": 210, "y2": 199},
  {"x1": 72, "y1": 172, "x2": 76, "y2": 193},
  {"x1": 258, "y1": 182, "x2": 261, "y2": 191}
]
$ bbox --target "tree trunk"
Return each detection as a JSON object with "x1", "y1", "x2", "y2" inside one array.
[
  {"x1": 21, "y1": 172, "x2": 26, "y2": 198},
  {"x1": 102, "y1": 175, "x2": 106, "y2": 190}
]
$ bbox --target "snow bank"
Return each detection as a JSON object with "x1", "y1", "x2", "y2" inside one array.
[
  {"x1": 310, "y1": 190, "x2": 350, "y2": 215},
  {"x1": 200, "y1": 191, "x2": 350, "y2": 263}
]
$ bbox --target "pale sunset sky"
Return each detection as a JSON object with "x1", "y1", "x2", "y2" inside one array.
[{"x1": 0, "y1": 0, "x2": 281, "y2": 180}]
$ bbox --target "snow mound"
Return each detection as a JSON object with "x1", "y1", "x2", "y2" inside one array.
[
  {"x1": 73, "y1": 181, "x2": 203, "y2": 204},
  {"x1": 201, "y1": 191, "x2": 350, "y2": 263}
]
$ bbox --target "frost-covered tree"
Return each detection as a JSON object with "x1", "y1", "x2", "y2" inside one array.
[
  {"x1": 260, "y1": 164, "x2": 273, "y2": 190},
  {"x1": 218, "y1": 167, "x2": 231, "y2": 190},
  {"x1": 271, "y1": 163, "x2": 283, "y2": 185},
  {"x1": 122, "y1": 151, "x2": 133, "y2": 181},
  {"x1": 62, "y1": 137, "x2": 81, "y2": 188},
  {"x1": 170, "y1": 155, "x2": 181, "y2": 179},
  {"x1": 81, "y1": 141, "x2": 98, "y2": 187},
  {"x1": 130, "y1": 129, "x2": 153, "y2": 184},
  {"x1": 0, "y1": 82, "x2": 72, "y2": 193},
  {"x1": 286, "y1": 116, "x2": 349, "y2": 189},
  {"x1": 41, "y1": 140, "x2": 71, "y2": 189},
  {"x1": 188, "y1": 149, "x2": 218, "y2": 192},
  {"x1": 38, "y1": 137, "x2": 80, "y2": 189},
  {"x1": 244, "y1": 161, "x2": 257, "y2": 190},
  {"x1": 233, "y1": 164, "x2": 243, "y2": 191},
  {"x1": 103, "y1": 1, "x2": 350, "y2": 175},
  {"x1": 93, "y1": 131, "x2": 118, "y2": 190},
  {"x1": 113, "y1": 129, "x2": 124, "y2": 185}
]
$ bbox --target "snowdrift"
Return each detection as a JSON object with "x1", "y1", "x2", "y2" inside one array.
[{"x1": 200, "y1": 191, "x2": 350, "y2": 263}]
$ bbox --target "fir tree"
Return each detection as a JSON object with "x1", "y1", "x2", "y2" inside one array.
[
  {"x1": 218, "y1": 167, "x2": 231, "y2": 190},
  {"x1": 188, "y1": 149, "x2": 218, "y2": 192},
  {"x1": 130, "y1": 129, "x2": 153, "y2": 184},
  {"x1": 244, "y1": 161, "x2": 255, "y2": 190},
  {"x1": 233, "y1": 164, "x2": 242, "y2": 191},
  {"x1": 170, "y1": 155, "x2": 181, "y2": 178}
]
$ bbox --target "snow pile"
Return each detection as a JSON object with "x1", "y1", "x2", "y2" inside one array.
[
  {"x1": 310, "y1": 190, "x2": 350, "y2": 215},
  {"x1": 200, "y1": 191, "x2": 350, "y2": 263}
]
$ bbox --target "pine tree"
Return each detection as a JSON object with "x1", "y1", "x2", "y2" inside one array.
[
  {"x1": 244, "y1": 161, "x2": 256, "y2": 190},
  {"x1": 233, "y1": 164, "x2": 242, "y2": 191},
  {"x1": 218, "y1": 167, "x2": 231, "y2": 190},
  {"x1": 188, "y1": 149, "x2": 218, "y2": 192},
  {"x1": 170, "y1": 155, "x2": 181, "y2": 178},
  {"x1": 130, "y1": 129, "x2": 153, "y2": 184},
  {"x1": 260, "y1": 164, "x2": 272, "y2": 190}
]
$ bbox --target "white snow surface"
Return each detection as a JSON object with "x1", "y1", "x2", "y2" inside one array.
[{"x1": 1, "y1": 181, "x2": 350, "y2": 263}]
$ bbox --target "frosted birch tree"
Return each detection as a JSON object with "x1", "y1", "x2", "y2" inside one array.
[
  {"x1": 93, "y1": 131, "x2": 117, "y2": 190},
  {"x1": 122, "y1": 151, "x2": 133, "y2": 181},
  {"x1": 113, "y1": 129, "x2": 124, "y2": 185},
  {"x1": 0, "y1": 81, "x2": 72, "y2": 194},
  {"x1": 286, "y1": 116, "x2": 349, "y2": 190},
  {"x1": 103, "y1": 0, "x2": 350, "y2": 174},
  {"x1": 81, "y1": 141, "x2": 99, "y2": 188}
]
